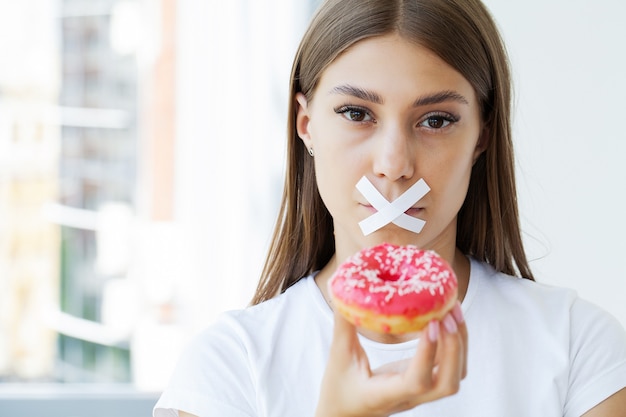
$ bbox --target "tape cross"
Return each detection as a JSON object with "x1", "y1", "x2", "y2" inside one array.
[{"x1": 356, "y1": 176, "x2": 430, "y2": 236}]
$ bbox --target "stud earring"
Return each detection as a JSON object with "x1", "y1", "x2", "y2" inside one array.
[{"x1": 308, "y1": 147, "x2": 314, "y2": 157}]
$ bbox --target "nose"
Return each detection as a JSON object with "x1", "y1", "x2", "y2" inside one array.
[{"x1": 372, "y1": 126, "x2": 415, "y2": 181}]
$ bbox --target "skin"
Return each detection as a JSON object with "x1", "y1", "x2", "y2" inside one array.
[
  {"x1": 176, "y1": 33, "x2": 626, "y2": 417},
  {"x1": 581, "y1": 388, "x2": 626, "y2": 417}
]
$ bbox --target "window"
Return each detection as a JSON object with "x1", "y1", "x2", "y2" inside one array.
[{"x1": 0, "y1": 0, "x2": 317, "y2": 413}]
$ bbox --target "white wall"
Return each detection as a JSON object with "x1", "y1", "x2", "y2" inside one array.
[{"x1": 484, "y1": 0, "x2": 626, "y2": 325}]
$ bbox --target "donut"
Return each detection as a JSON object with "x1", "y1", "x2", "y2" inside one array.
[{"x1": 328, "y1": 243, "x2": 458, "y2": 334}]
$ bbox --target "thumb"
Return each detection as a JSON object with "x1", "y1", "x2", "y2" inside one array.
[
  {"x1": 330, "y1": 308, "x2": 362, "y2": 358},
  {"x1": 332, "y1": 307, "x2": 357, "y2": 342}
]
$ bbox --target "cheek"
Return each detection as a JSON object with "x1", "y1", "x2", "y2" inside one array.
[
  {"x1": 426, "y1": 148, "x2": 476, "y2": 202},
  {"x1": 307, "y1": 122, "x2": 345, "y2": 214},
  {"x1": 312, "y1": 152, "x2": 366, "y2": 227},
  {"x1": 314, "y1": 156, "x2": 353, "y2": 206},
  {"x1": 309, "y1": 123, "x2": 364, "y2": 193}
]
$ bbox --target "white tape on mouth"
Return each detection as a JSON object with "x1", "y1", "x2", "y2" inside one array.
[{"x1": 356, "y1": 176, "x2": 431, "y2": 236}]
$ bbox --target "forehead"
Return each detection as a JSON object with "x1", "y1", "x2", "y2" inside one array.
[{"x1": 316, "y1": 34, "x2": 477, "y2": 105}]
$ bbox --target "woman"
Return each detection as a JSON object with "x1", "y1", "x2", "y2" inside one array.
[{"x1": 154, "y1": 0, "x2": 626, "y2": 415}]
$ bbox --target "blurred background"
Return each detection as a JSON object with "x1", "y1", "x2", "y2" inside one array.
[
  {"x1": 0, "y1": 0, "x2": 316, "y2": 415},
  {"x1": 0, "y1": 0, "x2": 624, "y2": 416}
]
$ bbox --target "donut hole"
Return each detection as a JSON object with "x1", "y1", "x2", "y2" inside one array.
[
  {"x1": 379, "y1": 270, "x2": 401, "y2": 282},
  {"x1": 378, "y1": 265, "x2": 420, "y2": 283}
]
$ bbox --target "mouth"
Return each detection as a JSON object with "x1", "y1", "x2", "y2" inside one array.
[
  {"x1": 359, "y1": 203, "x2": 424, "y2": 216},
  {"x1": 359, "y1": 203, "x2": 377, "y2": 215},
  {"x1": 404, "y1": 207, "x2": 424, "y2": 216}
]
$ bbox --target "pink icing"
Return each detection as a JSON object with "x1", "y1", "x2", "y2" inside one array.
[{"x1": 329, "y1": 243, "x2": 457, "y2": 317}]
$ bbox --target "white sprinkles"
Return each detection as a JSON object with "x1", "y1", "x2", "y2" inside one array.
[{"x1": 332, "y1": 244, "x2": 456, "y2": 304}]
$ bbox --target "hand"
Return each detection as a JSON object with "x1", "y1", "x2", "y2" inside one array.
[{"x1": 315, "y1": 302, "x2": 468, "y2": 417}]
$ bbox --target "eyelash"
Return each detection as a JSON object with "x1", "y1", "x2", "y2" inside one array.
[
  {"x1": 418, "y1": 112, "x2": 460, "y2": 130},
  {"x1": 333, "y1": 105, "x2": 460, "y2": 131},
  {"x1": 334, "y1": 105, "x2": 373, "y2": 123}
]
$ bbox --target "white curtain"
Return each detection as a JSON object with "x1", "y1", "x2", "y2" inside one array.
[{"x1": 174, "y1": 0, "x2": 315, "y2": 329}]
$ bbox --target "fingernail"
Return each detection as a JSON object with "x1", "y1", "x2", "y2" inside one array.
[
  {"x1": 452, "y1": 302, "x2": 465, "y2": 324},
  {"x1": 443, "y1": 314, "x2": 458, "y2": 334},
  {"x1": 428, "y1": 320, "x2": 439, "y2": 342}
]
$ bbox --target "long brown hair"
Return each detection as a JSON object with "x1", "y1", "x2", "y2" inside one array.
[{"x1": 251, "y1": 0, "x2": 533, "y2": 305}]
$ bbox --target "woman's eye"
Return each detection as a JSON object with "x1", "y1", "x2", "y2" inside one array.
[
  {"x1": 419, "y1": 113, "x2": 458, "y2": 129},
  {"x1": 336, "y1": 106, "x2": 373, "y2": 122}
]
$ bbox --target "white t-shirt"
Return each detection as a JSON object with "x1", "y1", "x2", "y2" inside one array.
[{"x1": 154, "y1": 259, "x2": 626, "y2": 417}]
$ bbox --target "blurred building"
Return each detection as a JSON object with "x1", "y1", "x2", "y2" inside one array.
[
  {"x1": 50, "y1": 0, "x2": 178, "y2": 385},
  {"x1": 53, "y1": 0, "x2": 139, "y2": 382},
  {"x1": 0, "y1": 0, "x2": 315, "y2": 394},
  {"x1": 0, "y1": 0, "x2": 61, "y2": 381},
  {"x1": 0, "y1": 0, "x2": 172, "y2": 384}
]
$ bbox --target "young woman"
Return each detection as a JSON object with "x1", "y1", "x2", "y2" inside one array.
[{"x1": 154, "y1": 0, "x2": 626, "y2": 416}]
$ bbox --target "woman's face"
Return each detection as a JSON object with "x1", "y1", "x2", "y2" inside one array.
[{"x1": 296, "y1": 34, "x2": 485, "y2": 261}]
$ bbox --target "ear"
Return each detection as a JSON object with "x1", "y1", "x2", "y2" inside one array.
[
  {"x1": 472, "y1": 126, "x2": 489, "y2": 164},
  {"x1": 295, "y1": 92, "x2": 313, "y2": 149}
]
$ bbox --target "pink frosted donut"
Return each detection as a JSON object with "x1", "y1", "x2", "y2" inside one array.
[{"x1": 329, "y1": 243, "x2": 458, "y2": 334}]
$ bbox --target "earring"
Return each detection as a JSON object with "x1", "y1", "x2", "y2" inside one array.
[{"x1": 308, "y1": 147, "x2": 314, "y2": 157}]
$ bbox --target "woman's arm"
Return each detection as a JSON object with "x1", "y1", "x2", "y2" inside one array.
[
  {"x1": 581, "y1": 388, "x2": 626, "y2": 417},
  {"x1": 178, "y1": 411, "x2": 198, "y2": 417}
]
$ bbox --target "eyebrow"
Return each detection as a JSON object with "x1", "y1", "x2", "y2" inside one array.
[
  {"x1": 329, "y1": 84, "x2": 469, "y2": 107},
  {"x1": 413, "y1": 90, "x2": 469, "y2": 107},
  {"x1": 330, "y1": 85, "x2": 383, "y2": 104}
]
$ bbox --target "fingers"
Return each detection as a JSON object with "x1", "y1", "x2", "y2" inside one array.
[
  {"x1": 400, "y1": 302, "x2": 467, "y2": 405},
  {"x1": 320, "y1": 302, "x2": 468, "y2": 416},
  {"x1": 433, "y1": 313, "x2": 463, "y2": 395},
  {"x1": 451, "y1": 302, "x2": 468, "y2": 379},
  {"x1": 403, "y1": 320, "x2": 438, "y2": 391}
]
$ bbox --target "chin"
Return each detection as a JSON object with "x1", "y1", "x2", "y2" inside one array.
[{"x1": 363, "y1": 228, "x2": 426, "y2": 249}]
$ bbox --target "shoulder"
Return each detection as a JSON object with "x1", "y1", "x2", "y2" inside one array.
[
  {"x1": 467, "y1": 259, "x2": 626, "y2": 416},
  {"x1": 467, "y1": 259, "x2": 626, "y2": 349},
  {"x1": 467, "y1": 259, "x2": 578, "y2": 318},
  {"x1": 565, "y1": 296, "x2": 626, "y2": 416},
  {"x1": 223, "y1": 274, "x2": 322, "y2": 330},
  {"x1": 154, "y1": 275, "x2": 327, "y2": 416},
  {"x1": 185, "y1": 274, "x2": 326, "y2": 355},
  {"x1": 469, "y1": 259, "x2": 623, "y2": 326}
]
